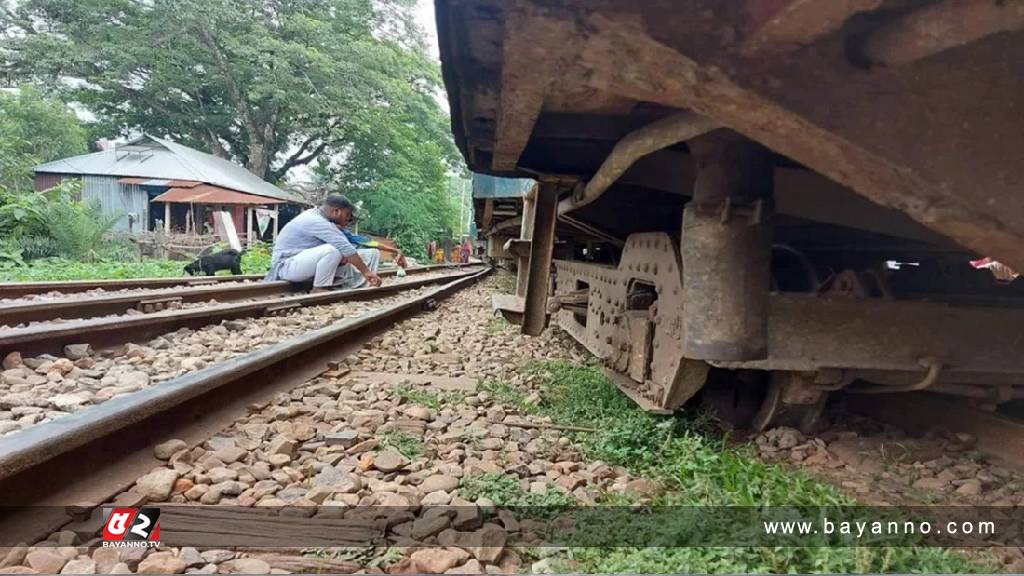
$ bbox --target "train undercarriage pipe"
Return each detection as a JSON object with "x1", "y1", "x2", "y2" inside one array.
[
  {"x1": 845, "y1": 357, "x2": 943, "y2": 394},
  {"x1": 682, "y1": 135, "x2": 774, "y2": 361},
  {"x1": 557, "y1": 111, "x2": 719, "y2": 215}
]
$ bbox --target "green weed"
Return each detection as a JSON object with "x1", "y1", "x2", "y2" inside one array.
[
  {"x1": 477, "y1": 379, "x2": 535, "y2": 412},
  {"x1": 484, "y1": 315, "x2": 510, "y2": 335},
  {"x1": 393, "y1": 383, "x2": 463, "y2": 410},
  {"x1": 524, "y1": 361, "x2": 993, "y2": 573},
  {"x1": 379, "y1": 430, "x2": 423, "y2": 459},
  {"x1": 0, "y1": 249, "x2": 272, "y2": 282},
  {"x1": 460, "y1": 472, "x2": 576, "y2": 510},
  {"x1": 493, "y1": 271, "x2": 516, "y2": 293}
]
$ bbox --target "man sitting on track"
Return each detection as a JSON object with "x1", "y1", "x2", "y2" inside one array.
[{"x1": 265, "y1": 194, "x2": 383, "y2": 293}]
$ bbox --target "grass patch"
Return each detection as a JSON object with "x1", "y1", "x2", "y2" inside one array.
[
  {"x1": 0, "y1": 250, "x2": 270, "y2": 281},
  {"x1": 461, "y1": 472, "x2": 577, "y2": 510},
  {"x1": 477, "y1": 378, "x2": 535, "y2": 413},
  {"x1": 524, "y1": 361, "x2": 993, "y2": 573},
  {"x1": 484, "y1": 315, "x2": 511, "y2": 335},
  {"x1": 379, "y1": 430, "x2": 423, "y2": 459},
  {"x1": 393, "y1": 383, "x2": 463, "y2": 410},
  {"x1": 0, "y1": 258, "x2": 183, "y2": 281},
  {"x1": 304, "y1": 547, "x2": 402, "y2": 570}
]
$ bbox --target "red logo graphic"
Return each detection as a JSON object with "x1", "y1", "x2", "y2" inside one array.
[{"x1": 102, "y1": 507, "x2": 161, "y2": 546}]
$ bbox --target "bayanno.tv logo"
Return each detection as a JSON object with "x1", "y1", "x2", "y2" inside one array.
[{"x1": 101, "y1": 507, "x2": 161, "y2": 548}]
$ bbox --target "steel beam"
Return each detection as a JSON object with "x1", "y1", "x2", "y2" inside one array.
[
  {"x1": 522, "y1": 183, "x2": 560, "y2": 335},
  {"x1": 713, "y1": 293, "x2": 1024, "y2": 376}
]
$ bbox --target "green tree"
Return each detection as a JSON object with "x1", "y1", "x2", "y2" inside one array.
[
  {"x1": 2, "y1": 0, "x2": 454, "y2": 184},
  {"x1": 0, "y1": 86, "x2": 88, "y2": 190},
  {"x1": 312, "y1": 92, "x2": 464, "y2": 259}
]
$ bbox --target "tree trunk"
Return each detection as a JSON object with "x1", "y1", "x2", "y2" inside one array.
[
  {"x1": 247, "y1": 141, "x2": 270, "y2": 180},
  {"x1": 202, "y1": 133, "x2": 227, "y2": 159}
]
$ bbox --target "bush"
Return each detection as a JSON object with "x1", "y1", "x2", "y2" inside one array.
[
  {"x1": 17, "y1": 235, "x2": 60, "y2": 260},
  {"x1": 242, "y1": 242, "x2": 272, "y2": 274},
  {"x1": 0, "y1": 182, "x2": 121, "y2": 263}
]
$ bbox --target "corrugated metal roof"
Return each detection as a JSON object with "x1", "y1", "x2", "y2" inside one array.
[
  {"x1": 151, "y1": 184, "x2": 286, "y2": 205},
  {"x1": 35, "y1": 134, "x2": 306, "y2": 204},
  {"x1": 117, "y1": 177, "x2": 201, "y2": 187}
]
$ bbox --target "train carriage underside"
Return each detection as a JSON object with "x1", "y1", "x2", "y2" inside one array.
[{"x1": 436, "y1": 0, "x2": 1024, "y2": 429}]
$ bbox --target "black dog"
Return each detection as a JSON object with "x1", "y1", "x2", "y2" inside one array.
[{"x1": 184, "y1": 249, "x2": 243, "y2": 276}]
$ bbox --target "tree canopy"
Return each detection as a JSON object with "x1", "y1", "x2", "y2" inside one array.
[
  {"x1": 3, "y1": 0, "x2": 456, "y2": 179},
  {"x1": 2, "y1": 0, "x2": 468, "y2": 255},
  {"x1": 0, "y1": 86, "x2": 88, "y2": 190}
]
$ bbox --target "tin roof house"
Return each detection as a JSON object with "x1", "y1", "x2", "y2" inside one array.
[{"x1": 34, "y1": 134, "x2": 307, "y2": 241}]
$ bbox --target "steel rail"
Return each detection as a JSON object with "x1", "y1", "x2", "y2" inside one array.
[
  {"x1": 0, "y1": 266, "x2": 484, "y2": 358},
  {"x1": 0, "y1": 274, "x2": 265, "y2": 299},
  {"x1": 846, "y1": 391, "x2": 1024, "y2": 468},
  {"x1": 0, "y1": 263, "x2": 472, "y2": 325},
  {"x1": 0, "y1": 267, "x2": 490, "y2": 544}
]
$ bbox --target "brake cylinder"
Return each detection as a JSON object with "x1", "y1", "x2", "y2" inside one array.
[{"x1": 681, "y1": 134, "x2": 773, "y2": 361}]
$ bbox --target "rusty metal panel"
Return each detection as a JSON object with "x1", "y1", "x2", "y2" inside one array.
[
  {"x1": 152, "y1": 184, "x2": 286, "y2": 205},
  {"x1": 714, "y1": 294, "x2": 1024, "y2": 376},
  {"x1": 33, "y1": 173, "x2": 64, "y2": 192},
  {"x1": 626, "y1": 312, "x2": 652, "y2": 382},
  {"x1": 554, "y1": 233, "x2": 709, "y2": 409}
]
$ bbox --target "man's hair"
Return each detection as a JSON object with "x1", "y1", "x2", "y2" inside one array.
[{"x1": 322, "y1": 194, "x2": 355, "y2": 211}]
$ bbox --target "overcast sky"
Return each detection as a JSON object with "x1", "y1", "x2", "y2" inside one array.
[{"x1": 414, "y1": 0, "x2": 441, "y2": 59}]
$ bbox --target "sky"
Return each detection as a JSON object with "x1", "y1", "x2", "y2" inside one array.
[{"x1": 414, "y1": 0, "x2": 441, "y2": 60}]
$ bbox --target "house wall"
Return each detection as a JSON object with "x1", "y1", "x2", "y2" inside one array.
[
  {"x1": 80, "y1": 175, "x2": 150, "y2": 233},
  {"x1": 34, "y1": 173, "x2": 65, "y2": 192}
]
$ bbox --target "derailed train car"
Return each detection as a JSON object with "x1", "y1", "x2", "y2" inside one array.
[{"x1": 440, "y1": 0, "x2": 1024, "y2": 430}]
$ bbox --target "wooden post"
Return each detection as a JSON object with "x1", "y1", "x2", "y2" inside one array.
[
  {"x1": 245, "y1": 206, "x2": 253, "y2": 247},
  {"x1": 164, "y1": 202, "x2": 170, "y2": 233},
  {"x1": 273, "y1": 205, "x2": 280, "y2": 238}
]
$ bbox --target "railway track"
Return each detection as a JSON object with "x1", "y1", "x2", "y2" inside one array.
[
  {"x1": 0, "y1": 266, "x2": 490, "y2": 545},
  {"x1": 0, "y1": 270, "x2": 1021, "y2": 572},
  {"x1": 0, "y1": 264, "x2": 484, "y2": 358},
  {"x1": 0, "y1": 274, "x2": 265, "y2": 300},
  {"x1": 844, "y1": 392, "x2": 1024, "y2": 469},
  {"x1": 0, "y1": 263, "x2": 474, "y2": 325}
]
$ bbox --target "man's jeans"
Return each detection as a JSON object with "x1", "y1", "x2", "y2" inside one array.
[{"x1": 278, "y1": 245, "x2": 381, "y2": 288}]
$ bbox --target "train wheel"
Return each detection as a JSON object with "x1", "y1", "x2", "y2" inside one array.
[
  {"x1": 699, "y1": 370, "x2": 767, "y2": 429},
  {"x1": 751, "y1": 372, "x2": 828, "y2": 434}
]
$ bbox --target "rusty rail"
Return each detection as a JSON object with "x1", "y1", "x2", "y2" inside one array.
[
  {"x1": 0, "y1": 263, "x2": 473, "y2": 325},
  {"x1": 0, "y1": 267, "x2": 489, "y2": 544},
  {"x1": 0, "y1": 274, "x2": 264, "y2": 299},
  {"x1": 0, "y1": 266, "x2": 484, "y2": 358},
  {"x1": 846, "y1": 392, "x2": 1024, "y2": 469}
]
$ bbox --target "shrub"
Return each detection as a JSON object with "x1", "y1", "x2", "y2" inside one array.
[{"x1": 38, "y1": 198, "x2": 121, "y2": 260}]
